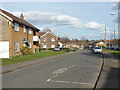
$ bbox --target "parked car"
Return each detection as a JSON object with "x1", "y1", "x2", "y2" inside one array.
[
  {"x1": 89, "y1": 47, "x2": 94, "y2": 50},
  {"x1": 54, "y1": 46, "x2": 60, "y2": 51},
  {"x1": 93, "y1": 47, "x2": 102, "y2": 53}
]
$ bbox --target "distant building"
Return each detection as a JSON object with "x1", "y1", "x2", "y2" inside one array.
[{"x1": 39, "y1": 30, "x2": 59, "y2": 49}]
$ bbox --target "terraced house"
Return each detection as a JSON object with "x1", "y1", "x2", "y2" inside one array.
[{"x1": 0, "y1": 9, "x2": 40, "y2": 58}]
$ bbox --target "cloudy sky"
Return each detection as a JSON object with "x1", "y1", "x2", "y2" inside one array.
[{"x1": 1, "y1": 1, "x2": 119, "y2": 40}]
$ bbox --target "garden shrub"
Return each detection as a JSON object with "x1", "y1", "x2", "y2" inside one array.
[{"x1": 20, "y1": 46, "x2": 33, "y2": 55}]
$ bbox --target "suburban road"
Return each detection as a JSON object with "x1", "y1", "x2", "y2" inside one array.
[{"x1": 3, "y1": 50, "x2": 103, "y2": 88}]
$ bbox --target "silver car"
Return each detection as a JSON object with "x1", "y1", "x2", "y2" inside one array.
[{"x1": 93, "y1": 47, "x2": 102, "y2": 53}]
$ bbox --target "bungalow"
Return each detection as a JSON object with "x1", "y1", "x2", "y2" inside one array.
[
  {"x1": 0, "y1": 9, "x2": 40, "y2": 58},
  {"x1": 39, "y1": 30, "x2": 59, "y2": 49}
]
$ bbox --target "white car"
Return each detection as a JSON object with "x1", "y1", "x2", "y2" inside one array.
[
  {"x1": 93, "y1": 47, "x2": 102, "y2": 53},
  {"x1": 54, "y1": 46, "x2": 60, "y2": 51}
]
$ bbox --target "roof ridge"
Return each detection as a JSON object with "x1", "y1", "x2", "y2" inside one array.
[{"x1": 0, "y1": 9, "x2": 40, "y2": 31}]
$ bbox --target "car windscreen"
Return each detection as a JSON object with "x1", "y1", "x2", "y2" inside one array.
[
  {"x1": 94, "y1": 47, "x2": 101, "y2": 49},
  {"x1": 55, "y1": 46, "x2": 59, "y2": 48}
]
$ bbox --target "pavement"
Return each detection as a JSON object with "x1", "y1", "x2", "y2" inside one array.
[
  {"x1": 2, "y1": 50, "x2": 102, "y2": 88},
  {"x1": 96, "y1": 51, "x2": 120, "y2": 89}
]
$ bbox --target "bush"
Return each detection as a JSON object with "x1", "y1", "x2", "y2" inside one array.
[
  {"x1": 48, "y1": 48, "x2": 54, "y2": 50},
  {"x1": 40, "y1": 48, "x2": 46, "y2": 50},
  {"x1": 63, "y1": 48, "x2": 70, "y2": 52},
  {"x1": 20, "y1": 46, "x2": 33, "y2": 55}
]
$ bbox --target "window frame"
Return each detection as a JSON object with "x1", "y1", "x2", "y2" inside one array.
[
  {"x1": 29, "y1": 42, "x2": 32, "y2": 48},
  {"x1": 23, "y1": 26, "x2": 26, "y2": 33},
  {"x1": 51, "y1": 38, "x2": 55, "y2": 42},
  {"x1": 14, "y1": 23, "x2": 19, "y2": 31},
  {"x1": 14, "y1": 42, "x2": 19, "y2": 52},
  {"x1": 43, "y1": 45, "x2": 47, "y2": 48},
  {"x1": 51, "y1": 45, "x2": 55, "y2": 48},
  {"x1": 29, "y1": 28, "x2": 32, "y2": 34}
]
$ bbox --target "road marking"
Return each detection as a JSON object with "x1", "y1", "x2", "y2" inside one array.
[
  {"x1": 47, "y1": 78, "x2": 52, "y2": 82},
  {"x1": 53, "y1": 75, "x2": 58, "y2": 77},
  {"x1": 47, "y1": 79, "x2": 91, "y2": 85},
  {"x1": 55, "y1": 81, "x2": 70, "y2": 83},
  {"x1": 52, "y1": 67, "x2": 68, "y2": 75},
  {"x1": 72, "y1": 82, "x2": 91, "y2": 85}
]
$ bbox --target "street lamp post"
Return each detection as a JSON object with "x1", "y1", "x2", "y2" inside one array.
[{"x1": 111, "y1": 13, "x2": 116, "y2": 54}]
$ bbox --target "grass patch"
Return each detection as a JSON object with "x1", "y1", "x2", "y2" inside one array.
[
  {"x1": 1, "y1": 50, "x2": 67, "y2": 66},
  {"x1": 106, "y1": 50, "x2": 120, "y2": 59},
  {"x1": 70, "y1": 49, "x2": 77, "y2": 51}
]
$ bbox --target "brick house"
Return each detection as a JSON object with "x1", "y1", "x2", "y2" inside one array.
[
  {"x1": 0, "y1": 9, "x2": 40, "y2": 58},
  {"x1": 39, "y1": 30, "x2": 59, "y2": 49}
]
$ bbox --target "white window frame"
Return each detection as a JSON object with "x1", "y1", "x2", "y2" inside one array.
[
  {"x1": 14, "y1": 42, "x2": 19, "y2": 52},
  {"x1": 23, "y1": 26, "x2": 26, "y2": 33},
  {"x1": 23, "y1": 43, "x2": 26, "y2": 47},
  {"x1": 14, "y1": 23, "x2": 19, "y2": 31},
  {"x1": 51, "y1": 38, "x2": 55, "y2": 42},
  {"x1": 29, "y1": 42, "x2": 32, "y2": 48},
  {"x1": 29, "y1": 28, "x2": 32, "y2": 34},
  {"x1": 43, "y1": 45, "x2": 47, "y2": 48},
  {"x1": 51, "y1": 45, "x2": 55, "y2": 48}
]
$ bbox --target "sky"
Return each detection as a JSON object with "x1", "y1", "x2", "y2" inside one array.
[{"x1": 1, "y1": 1, "x2": 119, "y2": 40}]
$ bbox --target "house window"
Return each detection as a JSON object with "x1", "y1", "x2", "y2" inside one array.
[
  {"x1": 14, "y1": 23, "x2": 19, "y2": 31},
  {"x1": 51, "y1": 38, "x2": 55, "y2": 42},
  {"x1": 33, "y1": 31, "x2": 36, "y2": 35},
  {"x1": 51, "y1": 45, "x2": 55, "y2": 48},
  {"x1": 29, "y1": 42, "x2": 32, "y2": 48},
  {"x1": 14, "y1": 42, "x2": 19, "y2": 52},
  {"x1": 43, "y1": 45, "x2": 47, "y2": 48},
  {"x1": 23, "y1": 26, "x2": 26, "y2": 33},
  {"x1": 23, "y1": 43, "x2": 26, "y2": 47},
  {"x1": 29, "y1": 28, "x2": 32, "y2": 34},
  {"x1": 43, "y1": 38, "x2": 46, "y2": 42}
]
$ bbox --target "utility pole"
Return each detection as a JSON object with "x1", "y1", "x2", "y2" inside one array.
[
  {"x1": 105, "y1": 27, "x2": 106, "y2": 48},
  {"x1": 111, "y1": 13, "x2": 116, "y2": 54}
]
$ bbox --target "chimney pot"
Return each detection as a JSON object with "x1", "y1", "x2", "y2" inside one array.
[{"x1": 20, "y1": 14, "x2": 24, "y2": 20}]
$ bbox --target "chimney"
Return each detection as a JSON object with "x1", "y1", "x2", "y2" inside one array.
[
  {"x1": 20, "y1": 14, "x2": 24, "y2": 20},
  {"x1": 48, "y1": 29, "x2": 51, "y2": 32}
]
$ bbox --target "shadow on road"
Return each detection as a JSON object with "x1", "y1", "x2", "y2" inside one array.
[{"x1": 80, "y1": 50, "x2": 119, "y2": 89}]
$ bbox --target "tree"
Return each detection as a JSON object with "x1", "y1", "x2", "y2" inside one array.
[
  {"x1": 59, "y1": 37, "x2": 71, "y2": 44},
  {"x1": 85, "y1": 39, "x2": 89, "y2": 43}
]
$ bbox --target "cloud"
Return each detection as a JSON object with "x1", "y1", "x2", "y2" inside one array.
[
  {"x1": 11, "y1": 11, "x2": 81, "y2": 28},
  {"x1": 83, "y1": 22, "x2": 106, "y2": 30},
  {"x1": 100, "y1": 31, "x2": 110, "y2": 34},
  {"x1": 112, "y1": 3, "x2": 118, "y2": 10},
  {"x1": 10, "y1": 10, "x2": 109, "y2": 31},
  {"x1": 83, "y1": 34, "x2": 100, "y2": 37}
]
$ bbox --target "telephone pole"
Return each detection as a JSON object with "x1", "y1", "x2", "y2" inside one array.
[{"x1": 105, "y1": 27, "x2": 106, "y2": 48}]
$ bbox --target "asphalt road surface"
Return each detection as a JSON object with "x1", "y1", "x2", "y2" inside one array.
[{"x1": 3, "y1": 50, "x2": 102, "y2": 88}]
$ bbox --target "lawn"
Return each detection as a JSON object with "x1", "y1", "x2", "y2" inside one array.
[
  {"x1": 106, "y1": 50, "x2": 120, "y2": 59},
  {"x1": 1, "y1": 50, "x2": 67, "y2": 66}
]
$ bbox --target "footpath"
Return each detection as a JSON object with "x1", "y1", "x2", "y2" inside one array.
[
  {"x1": 96, "y1": 51, "x2": 120, "y2": 89},
  {"x1": 0, "y1": 51, "x2": 76, "y2": 74}
]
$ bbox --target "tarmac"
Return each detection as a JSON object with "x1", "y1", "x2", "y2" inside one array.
[
  {"x1": 1, "y1": 50, "x2": 119, "y2": 89},
  {"x1": 1, "y1": 51, "x2": 75, "y2": 74}
]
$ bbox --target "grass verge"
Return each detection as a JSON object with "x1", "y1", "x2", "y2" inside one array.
[
  {"x1": 1, "y1": 50, "x2": 67, "y2": 66},
  {"x1": 105, "y1": 50, "x2": 120, "y2": 59}
]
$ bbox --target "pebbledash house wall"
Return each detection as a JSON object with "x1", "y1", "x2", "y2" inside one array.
[
  {"x1": 0, "y1": 14, "x2": 33, "y2": 58},
  {"x1": 40, "y1": 32, "x2": 58, "y2": 49},
  {"x1": 0, "y1": 15, "x2": 10, "y2": 58}
]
